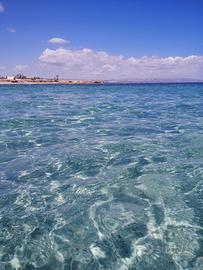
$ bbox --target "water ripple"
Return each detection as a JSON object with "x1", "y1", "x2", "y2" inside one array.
[{"x1": 0, "y1": 83, "x2": 203, "y2": 269}]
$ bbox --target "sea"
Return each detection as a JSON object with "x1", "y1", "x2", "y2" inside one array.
[{"x1": 0, "y1": 83, "x2": 203, "y2": 270}]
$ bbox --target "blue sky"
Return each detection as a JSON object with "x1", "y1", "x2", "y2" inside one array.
[{"x1": 0, "y1": 0, "x2": 203, "y2": 80}]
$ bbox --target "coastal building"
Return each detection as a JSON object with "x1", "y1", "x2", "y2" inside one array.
[{"x1": 7, "y1": 76, "x2": 15, "y2": 80}]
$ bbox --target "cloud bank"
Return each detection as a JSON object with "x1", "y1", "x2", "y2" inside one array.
[{"x1": 39, "y1": 47, "x2": 203, "y2": 80}]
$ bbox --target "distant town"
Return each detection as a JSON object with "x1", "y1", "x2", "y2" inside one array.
[{"x1": 0, "y1": 74, "x2": 103, "y2": 85}]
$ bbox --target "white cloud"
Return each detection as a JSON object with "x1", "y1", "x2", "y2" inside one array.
[
  {"x1": 0, "y1": 66, "x2": 6, "y2": 70},
  {"x1": 0, "y1": 2, "x2": 5, "y2": 13},
  {"x1": 48, "y1": 37, "x2": 69, "y2": 45},
  {"x1": 6, "y1": 27, "x2": 16, "y2": 33},
  {"x1": 39, "y1": 47, "x2": 203, "y2": 80},
  {"x1": 15, "y1": 64, "x2": 29, "y2": 71}
]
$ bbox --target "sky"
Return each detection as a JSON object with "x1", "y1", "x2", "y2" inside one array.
[{"x1": 0, "y1": 0, "x2": 203, "y2": 80}]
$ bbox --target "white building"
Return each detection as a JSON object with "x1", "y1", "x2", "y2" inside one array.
[{"x1": 7, "y1": 76, "x2": 15, "y2": 80}]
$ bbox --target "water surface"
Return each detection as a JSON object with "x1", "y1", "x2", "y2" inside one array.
[{"x1": 0, "y1": 83, "x2": 203, "y2": 269}]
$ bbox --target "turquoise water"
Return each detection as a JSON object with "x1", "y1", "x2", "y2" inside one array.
[{"x1": 0, "y1": 83, "x2": 203, "y2": 270}]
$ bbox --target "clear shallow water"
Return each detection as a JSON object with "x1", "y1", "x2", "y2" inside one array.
[{"x1": 0, "y1": 83, "x2": 203, "y2": 270}]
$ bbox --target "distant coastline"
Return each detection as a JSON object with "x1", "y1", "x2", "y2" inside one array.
[
  {"x1": 0, "y1": 75, "x2": 202, "y2": 85},
  {"x1": 0, "y1": 80, "x2": 103, "y2": 85},
  {"x1": 0, "y1": 78, "x2": 103, "y2": 85},
  {"x1": 1, "y1": 81, "x2": 203, "y2": 85}
]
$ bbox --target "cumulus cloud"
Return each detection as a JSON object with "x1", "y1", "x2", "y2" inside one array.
[
  {"x1": 48, "y1": 37, "x2": 69, "y2": 45},
  {"x1": 39, "y1": 47, "x2": 203, "y2": 80},
  {"x1": 0, "y1": 2, "x2": 5, "y2": 13},
  {"x1": 15, "y1": 64, "x2": 29, "y2": 71},
  {"x1": 6, "y1": 27, "x2": 16, "y2": 33}
]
